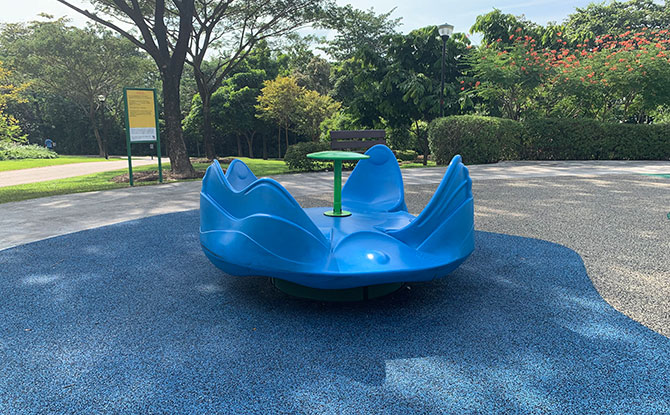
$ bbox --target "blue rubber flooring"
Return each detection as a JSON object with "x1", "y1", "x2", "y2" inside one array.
[{"x1": 1, "y1": 210, "x2": 668, "y2": 414}]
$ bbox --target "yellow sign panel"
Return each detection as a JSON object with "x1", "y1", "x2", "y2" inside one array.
[{"x1": 126, "y1": 89, "x2": 157, "y2": 142}]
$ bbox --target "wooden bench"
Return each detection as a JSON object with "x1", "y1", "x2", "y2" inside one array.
[{"x1": 330, "y1": 130, "x2": 386, "y2": 151}]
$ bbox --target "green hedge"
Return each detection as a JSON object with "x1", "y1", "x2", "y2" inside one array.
[
  {"x1": 428, "y1": 116, "x2": 670, "y2": 165},
  {"x1": 0, "y1": 142, "x2": 58, "y2": 160},
  {"x1": 395, "y1": 149, "x2": 418, "y2": 161},
  {"x1": 524, "y1": 119, "x2": 670, "y2": 160},
  {"x1": 428, "y1": 115, "x2": 524, "y2": 165},
  {"x1": 284, "y1": 141, "x2": 330, "y2": 171}
]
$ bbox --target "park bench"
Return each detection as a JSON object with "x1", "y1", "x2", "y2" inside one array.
[{"x1": 330, "y1": 130, "x2": 386, "y2": 151}]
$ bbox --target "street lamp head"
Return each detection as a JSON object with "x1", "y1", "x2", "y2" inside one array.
[
  {"x1": 97, "y1": 94, "x2": 106, "y2": 103},
  {"x1": 438, "y1": 23, "x2": 454, "y2": 40}
]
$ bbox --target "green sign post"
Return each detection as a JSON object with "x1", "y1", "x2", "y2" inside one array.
[{"x1": 123, "y1": 87, "x2": 162, "y2": 186}]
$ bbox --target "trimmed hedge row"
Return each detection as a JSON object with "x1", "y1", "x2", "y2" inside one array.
[
  {"x1": 429, "y1": 116, "x2": 670, "y2": 165},
  {"x1": 0, "y1": 142, "x2": 58, "y2": 160}
]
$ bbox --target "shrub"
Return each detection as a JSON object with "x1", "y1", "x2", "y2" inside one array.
[
  {"x1": 395, "y1": 149, "x2": 418, "y2": 161},
  {"x1": 284, "y1": 141, "x2": 330, "y2": 171},
  {"x1": 525, "y1": 119, "x2": 670, "y2": 160},
  {"x1": 429, "y1": 116, "x2": 670, "y2": 164},
  {"x1": 0, "y1": 142, "x2": 58, "y2": 160},
  {"x1": 428, "y1": 115, "x2": 524, "y2": 165}
]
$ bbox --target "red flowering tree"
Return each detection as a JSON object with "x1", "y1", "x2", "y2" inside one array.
[
  {"x1": 466, "y1": 30, "x2": 548, "y2": 120},
  {"x1": 549, "y1": 28, "x2": 670, "y2": 121},
  {"x1": 465, "y1": 27, "x2": 670, "y2": 122}
]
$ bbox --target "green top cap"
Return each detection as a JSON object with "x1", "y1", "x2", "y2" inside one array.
[{"x1": 306, "y1": 151, "x2": 370, "y2": 160}]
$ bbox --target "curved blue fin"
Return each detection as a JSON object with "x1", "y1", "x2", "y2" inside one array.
[
  {"x1": 225, "y1": 159, "x2": 258, "y2": 191},
  {"x1": 342, "y1": 144, "x2": 407, "y2": 213},
  {"x1": 387, "y1": 155, "x2": 474, "y2": 257},
  {"x1": 200, "y1": 161, "x2": 329, "y2": 266}
]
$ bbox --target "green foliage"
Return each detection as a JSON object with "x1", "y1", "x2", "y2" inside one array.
[
  {"x1": 386, "y1": 127, "x2": 413, "y2": 150},
  {"x1": 565, "y1": 0, "x2": 670, "y2": 40},
  {"x1": 0, "y1": 60, "x2": 28, "y2": 143},
  {"x1": 429, "y1": 115, "x2": 670, "y2": 164},
  {"x1": 0, "y1": 142, "x2": 57, "y2": 160},
  {"x1": 284, "y1": 141, "x2": 329, "y2": 171},
  {"x1": 524, "y1": 118, "x2": 670, "y2": 160},
  {"x1": 428, "y1": 115, "x2": 523, "y2": 164},
  {"x1": 395, "y1": 149, "x2": 418, "y2": 161},
  {"x1": 294, "y1": 89, "x2": 341, "y2": 141},
  {"x1": 470, "y1": 9, "x2": 544, "y2": 47},
  {"x1": 318, "y1": 5, "x2": 401, "y2": 60}
]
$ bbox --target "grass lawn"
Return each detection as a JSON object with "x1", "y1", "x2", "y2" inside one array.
[
  {"x1": 0, "y1": 157, "x2": 289, "y2": 204},
  {"x1": 0, "y1": 156, "x2": 116, "y2": 172},
  {"x1": 0, "y1": 156, "x2": 439, "y2": 204}
]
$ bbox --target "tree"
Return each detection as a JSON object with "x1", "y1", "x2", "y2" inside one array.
[
  {"x1": 5, "y1": 19, "x2": 149, "y2": 156},
  {"x1": 294, "y1": 89, "x2": 341, "y2": 141},
  {"x1": 56, "y1": 0, "x2": 197, "y2": 176},
  {"x1": 213, "y1": 70, "x2": 269, "y2": 158},
  {"x1": 466, "y1": 33, "x2": 546, "y2": 120},
  {"x1": 318, "y1": 5, "x2": 401, "y2": 60},
  {"x1": 565, "y1": 0, "x2": 670, "y2": 40},
  {"x1": 255, "y1": 76, "x2": 303, "y2": 157},
  {"x1": 380, "y1": 27, "x2": 470, "y2": 164},
  {"x1": 292, "y1": 57, "x2": 332, "y2": 95},
  {"x1": 463, "y1": 25, "x2": 670, "y2": 122},
  {"x1": 186, "y1": 0, "x2": 330, "y2": 160},
  {"x1": 0, "y1": 61, "x2": 28, "y2": 143},
  {"x1": 470, "y1": 9, "x2": 543, "y2": 47}
]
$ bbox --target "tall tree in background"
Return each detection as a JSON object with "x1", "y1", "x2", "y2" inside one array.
[
  {"x1": 56, "y1": 0, "x2": 197, "y2": 176},
  {"x1": 0, "y1": 61, "x2": 29, "y2": 143},
  {"x1": 565, "y1": 0, "x2": 670, "y2": 40},
  {"x1": 213, "y1": 70, "x2": 269, "y2": 158},
  {"x1": 187, "y1": 0, "x2": 331, "y2": 160},
  {"x1": 381, "y1": 27, "x2": 470, "y2": 164},
  {"x1": 5, "y1": 18, "x2": 149, "y2": 156},
  {"x1": 294, "y1": 89, "x2": 341, "y2": 141},
  {"x1": 255, "y1": 76, "x2": 303, "y2": 157},
  {"x1": 318, "y1": 5, "x2": 401, "y2": 60}
]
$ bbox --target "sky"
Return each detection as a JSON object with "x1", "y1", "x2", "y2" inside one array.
[{"x1": 0, "y1": 0, "x2": 599, "y2": 40}]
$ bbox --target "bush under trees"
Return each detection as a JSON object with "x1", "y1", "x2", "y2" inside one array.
[
  {"x1": 283, "y1": 141, "x2": 330, "y2": 171},
  {"x1": 0, "y1": 142, "x2": 57, "y2": 160}
]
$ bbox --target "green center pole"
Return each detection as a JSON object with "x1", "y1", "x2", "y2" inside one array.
[{"x1": 333, "y1": 159, "x2": 342, "y2": 214}]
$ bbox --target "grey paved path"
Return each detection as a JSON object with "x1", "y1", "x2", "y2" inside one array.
[{"x1": 0, "y1": 157, "x2": 158, "y2": 187}]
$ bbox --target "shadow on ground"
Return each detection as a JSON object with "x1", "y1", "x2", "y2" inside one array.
[{"x1": 1, "y1": 211, "x2": 668, "y2": 414}]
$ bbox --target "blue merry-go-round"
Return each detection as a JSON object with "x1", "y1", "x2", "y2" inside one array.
[{"x1": 199, "y1": 144, "x2": 474, "y2": 300}]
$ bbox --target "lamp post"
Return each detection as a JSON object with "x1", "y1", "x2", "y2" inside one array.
[
  {"x1": 97, "y1": 94, "x2": 108, "y2": 159},
  {"x1": 438, "y1": 22, "x2": 454, "y2": 117}
]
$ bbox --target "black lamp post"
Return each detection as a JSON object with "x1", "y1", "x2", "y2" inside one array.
[
  {"x1": 97, "y1": 94, "x2": 108, "y2": 159},
  {"x1": 438, "y1": 22, "x2": 454, "y2": 117}
]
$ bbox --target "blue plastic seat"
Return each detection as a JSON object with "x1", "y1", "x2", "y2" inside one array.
[
  {"x1": 341, "y1": 144, "x2": 407, "y2": 213},
  {"x1": 200, "y1": 154, "x2": 474, "y2": 290},
  {"x1": 225, "y1": 159, "x2": 258, "y2": 191}
]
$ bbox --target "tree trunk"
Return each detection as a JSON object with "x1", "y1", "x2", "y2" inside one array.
[
  {"x1": 262, "y1": 135, "x2": 268, "y2": 160},
  {"x1": 161, "y1": 72, "x2": 195, "y2": 177},
  {"x1": 236, "y1": 135, "x2": 243, "y2": 157},
  {"x1": 89, "y1": 105, "x2": 105, "y2": 157},
  {"x1": 245, "y1": 132, "x2": 255, "y2": 158},
  {"x1": 414, "y1": 121, "x2": 428, "y2": 166},
  {"x1": 284, "y1": 124, "x2": 289, "y2": 158},
  {"x1": 202, "y1": 94, "x2": 216, "y2": 160},
  {"x1": 277, "y1": 127, "x2": 281, "y2": 158}
]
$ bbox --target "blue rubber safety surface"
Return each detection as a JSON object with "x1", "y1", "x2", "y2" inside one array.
[{"x1": 1, "y1": 210, "x2": 668, "y2": 414}]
